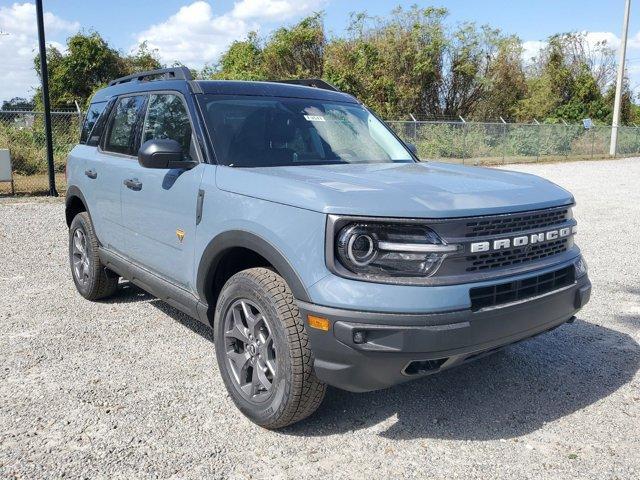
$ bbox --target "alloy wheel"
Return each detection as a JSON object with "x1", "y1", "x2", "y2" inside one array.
[
  {"x1": 223, "y1": 299, "x2": 277, "y2": 402},
  {"x1": 71, "y1": 227, "x2": 90, "y2": 286}
]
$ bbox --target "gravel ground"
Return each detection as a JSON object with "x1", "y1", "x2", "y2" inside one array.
[{"x1": 1, "y1": 158, "x2": 639, "y2": 479}]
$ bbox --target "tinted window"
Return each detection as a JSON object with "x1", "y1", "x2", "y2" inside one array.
[
  {"x1": 199, "y1": 95, "x2": 413, "y2": 167},
  {"x1": 142, "y1": 94, "x2": 193, "y2": 160},
  {"x1": 104, "y1": 96, "x2": 146, "y2": 155},
  {"x1": 80, "y1": 101, "x2": 106, "y2": 144}
]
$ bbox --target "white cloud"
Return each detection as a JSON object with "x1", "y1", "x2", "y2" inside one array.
[
  {"x1": 0, "y1": 2, "x2": 79, "y2": 104},
  {"x1": 134, "y1": 0, "x2": 326, "y2": 68},
  {"x1": 231, "y1": 0, "x2": 326, "y2": 20},
  {"x1": 522, "y1": 40, "x2": 546, "y2": 63}
]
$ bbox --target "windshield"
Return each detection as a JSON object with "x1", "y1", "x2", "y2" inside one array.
[{"x1": 199, "y1": 95, "x2": 414, "y2": 167}]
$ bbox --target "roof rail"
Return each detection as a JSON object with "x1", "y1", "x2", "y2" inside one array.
[
  {"x1": 273, "y1": 78, "x2": 340, "y2": 92},
  {"x1": 109, "y1": 67, "x2": 193, "y2": 86}
]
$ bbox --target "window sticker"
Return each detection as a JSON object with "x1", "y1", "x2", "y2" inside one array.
[{"x1": 304, "y1": 114, "x2": 326, "y2": 122}]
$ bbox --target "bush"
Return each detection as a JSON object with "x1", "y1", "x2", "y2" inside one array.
[{"x1": 0, "y1": 115, "x2": 79, "y2": 175}]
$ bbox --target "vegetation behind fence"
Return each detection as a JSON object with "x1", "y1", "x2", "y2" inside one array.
[
  {"x1": 1, "y1": 109, "x2": 639, "y2": 195},
  {"x1": 387, "y1": 121, "x2": 640, "y2": 164}
]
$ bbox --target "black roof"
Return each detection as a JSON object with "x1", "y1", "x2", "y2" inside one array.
[
  {"x1": 91, "y1": 78, "x2": 358, "y2": 104},
  {"x1": 198, "y1": 80, "x2": 357, "y2": 103}
]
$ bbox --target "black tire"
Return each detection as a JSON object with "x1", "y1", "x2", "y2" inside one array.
[
  {"x1": 69, "y1": 212, "x2": 119, "y2": 300},
  {"x1": 214, "y1": 268, "x2": 326, "y2": 429}
]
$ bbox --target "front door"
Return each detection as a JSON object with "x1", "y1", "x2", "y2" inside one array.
[
  {"x1": 121, "y1": 92, "x2": 204, "y2": 290},
  {"x1": 85, "y1": 95, "x2": 147, "y2": 254}
]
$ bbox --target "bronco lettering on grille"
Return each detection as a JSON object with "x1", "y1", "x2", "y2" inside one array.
[{"x1": 469, "y1": 226, "x2": 577, "y2": 253}]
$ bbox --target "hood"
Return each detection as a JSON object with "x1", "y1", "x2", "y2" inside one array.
[{"x1": 216, "y1": 162, "x2": 574, "y2": 218}]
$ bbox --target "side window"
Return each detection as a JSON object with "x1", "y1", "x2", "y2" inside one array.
[
  {"x1": 142, "y1": 94, "x2": 193, "y2": 160},
  {"x1": 103, "y1": 95, "x2": 147, "y2": 155},
  {"x1": 80, "y1": 101, "x2": 106, "y2": 144}
]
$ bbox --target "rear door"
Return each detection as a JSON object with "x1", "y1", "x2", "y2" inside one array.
[{"x1": 121, "y1": 92, "x2": 204, "y2": 290}]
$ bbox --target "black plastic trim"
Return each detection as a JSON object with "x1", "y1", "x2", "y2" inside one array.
[
  {"x1": 109, "y1": 67, "x2": 193, "y2": 86},
  {"x1": 196, "y1": 230, "x2": 311, "y2": 304},
  {"x1": 99, "y1": 247, "x2": 209, "y2": 325},
  {"x1": 196, "y1": 189, "x2": 205, "y2": 225},
  {"x1": 65, "y1": 185, "x2": 90, "y2": 227},
  {"x1": 299, "y1": 274, "x2": 591, "y2": 392}
]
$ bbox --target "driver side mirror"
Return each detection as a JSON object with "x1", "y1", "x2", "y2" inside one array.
[
  {"x1": 406, "y1": 142, "x2": 418, "y2": 157},
  {"x1": 138, "y1": 139, "x2": 196, "y2": 169}
]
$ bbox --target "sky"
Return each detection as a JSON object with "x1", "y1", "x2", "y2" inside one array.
[{"x1": 0, "y1": 0, "x2": 639, "y2": 104}]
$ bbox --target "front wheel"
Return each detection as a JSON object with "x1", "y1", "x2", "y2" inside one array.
[{"x1": 214, "y1": 268, "x2": 326, "y2": 429}]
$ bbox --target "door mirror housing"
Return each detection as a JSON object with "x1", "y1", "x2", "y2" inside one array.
[
  {"x1": 138, "y1": 139, "x2": 196, "y2": 169},
  {"x1": 406, "y1": 142, "x2": 418, "y2": 157}
]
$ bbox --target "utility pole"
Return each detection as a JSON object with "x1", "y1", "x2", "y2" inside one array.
[
  {"x1": 35, "y1": 0, "x2": 57, "y2": 196},
  {"x1": 610, "y1": 0, "x2": 632, "y2": 157}
]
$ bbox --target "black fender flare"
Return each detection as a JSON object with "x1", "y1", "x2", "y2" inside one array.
[
  {"x1": 196, "y1": 230, "x2": 311, "y2": 305},
  {"x1": 65, "y1": 185, "x2": 91, "y2": 226}
]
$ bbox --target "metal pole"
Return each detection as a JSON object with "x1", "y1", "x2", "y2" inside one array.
[
  {"x1": 500, "y1": 117, "x2": 507, "y2": 164},
  {"x1": 36, "y1": 0, "x2": 57, "y2": 196},
  {"x1": 410, "y1": 113, "x2": 417, "y2": 141},
  {"x1": 610, "y1": 0, "x2": 631, "y2": 157},
  {"x1": 74, "y1": 100, "x2": 84, "y2": 137}
]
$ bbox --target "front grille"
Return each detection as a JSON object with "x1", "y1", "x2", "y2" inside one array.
[
  {"x1": 469, "y1": 265, "x2": 575, "y2": 311},
  {"x1": 465, "y1": 239, "x2": 569, "y2": 272},
  {"x1": 464, "y1": 208, "x2": 569, "y2": 238}
]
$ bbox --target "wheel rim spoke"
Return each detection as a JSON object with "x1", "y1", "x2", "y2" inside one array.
[
  {"x1": 255, "y1": 359, "x2": 272, "y2": 390},
  {"x1": 223, "y1": 298, "x2": 276, "y2": 402},
  {"x1": 72, "y1": 228, "x2": 89, "y2": 286}
]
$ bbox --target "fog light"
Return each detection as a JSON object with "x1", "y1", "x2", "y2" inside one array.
[
  {"x1": 574, "y1": 256, "x2": 588, "y2": 278},
  {"x1": 307, "y1": 315, "x2": 330, "y2": 331},
  {"x1": 353, "y1": 331, "x2": 366, "y2": 344}
]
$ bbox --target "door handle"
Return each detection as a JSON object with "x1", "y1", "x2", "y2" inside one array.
[
  {"x1": 123, "y1": 178, "x2": 143, "y2": 191},
  {"x1": 84, "y1": 169, "x2": 97, "y2": 179}
]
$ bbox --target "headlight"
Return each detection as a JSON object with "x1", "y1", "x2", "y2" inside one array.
[{"x1": 335, "y1": 222, "x2": 459, "y2": 278}]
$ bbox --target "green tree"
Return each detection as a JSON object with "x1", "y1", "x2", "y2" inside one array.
[
  {"x1": 124, "y1": 41, "x2": 162, "y2": 74},
  {"x1": 470, "y1": 36, "x2": 527, "y2": 120},
  {"x1": 33, "y1": 32, "x2": 163, "y2": 109},
  {"x1": 260, "y1": 13, "x2": 325, "y2": 79},
  {"x1": 206, "y1": 32, "x2": 264, "y2": 80},
  {"x1": 324, "y1": 7, "x2": 448, "y2": 119},
  {"x1": 1, "y1": 97, "x2": 34, "y2": 110},
  {"x1": 515, "y1": 32, "x2": 618, "y2": 123}
]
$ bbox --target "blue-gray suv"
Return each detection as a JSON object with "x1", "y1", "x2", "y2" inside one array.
[{"x1": 65, "y1": 67, "x2": 591, "y2": 428}]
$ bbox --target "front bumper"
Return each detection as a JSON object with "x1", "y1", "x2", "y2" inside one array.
[{"x1": 299, "y1": 274, "x2": 591, "y2": 392}]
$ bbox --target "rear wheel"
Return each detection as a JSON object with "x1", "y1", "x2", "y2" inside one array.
[
  {"x1": 214, "y1": 268, "x2": 326, "y2": 429},
  {"x1": 69, "y1": 212, "x2": 119, "y2": 300}
]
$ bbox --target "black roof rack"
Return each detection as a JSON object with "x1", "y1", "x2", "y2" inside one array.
[
  {"x1": 109, "y1": 67, "x2": 193, "y2": 86},
  {"x1": 273, "y1": 78, "x2": 340, "y2": 92}
]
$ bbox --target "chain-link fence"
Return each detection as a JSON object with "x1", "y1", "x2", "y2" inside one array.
[
  {"x1": 1, "y1": 110, "x2": 639, "y2": 196},
  {"x1": 0, "y1": 109, "x2": 81, "y2": 195},
  {"x1": 388, "y1": 120, "x2": 640, "y2": 164}
]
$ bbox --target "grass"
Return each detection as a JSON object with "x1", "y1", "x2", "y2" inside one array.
[{"x1": 0, "y1": 173, "x2": 67, "y2": 196}]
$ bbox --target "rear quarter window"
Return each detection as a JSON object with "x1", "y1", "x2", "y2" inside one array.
[{"x1": 80, "y1": 101, "x2": 107, "y2": 144}]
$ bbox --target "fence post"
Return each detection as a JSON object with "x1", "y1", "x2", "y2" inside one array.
[
  {"x1": 409, "y1": 113, "x2": 418, "y2": 142},
  {"x1": 459, "y1": 116, "x2": 467, "y2": 164},
  {"x1": 591, "y1": 126, "x2": 595, "y2": 159},
  {"x1": 500, "y1": 116, "x2": 507, "y2": 164},
  {"x1": 74, "y1": 101, "x2": 83, "y2": 137},
  {"x1": 561, "y1": 119, "x2": 569, "y2": 159},
  {"x1": 533, "y1": 119, "x2": 541, "y2": 162}
]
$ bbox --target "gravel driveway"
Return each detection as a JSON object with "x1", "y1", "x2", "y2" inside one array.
[{"x1": 1, "y1": 158, "x2": 639, "y2": 479}]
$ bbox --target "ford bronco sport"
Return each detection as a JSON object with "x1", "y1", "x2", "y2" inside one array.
[{"x1": 66, "y1": 67, "x2": 591, "y2": 428}]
